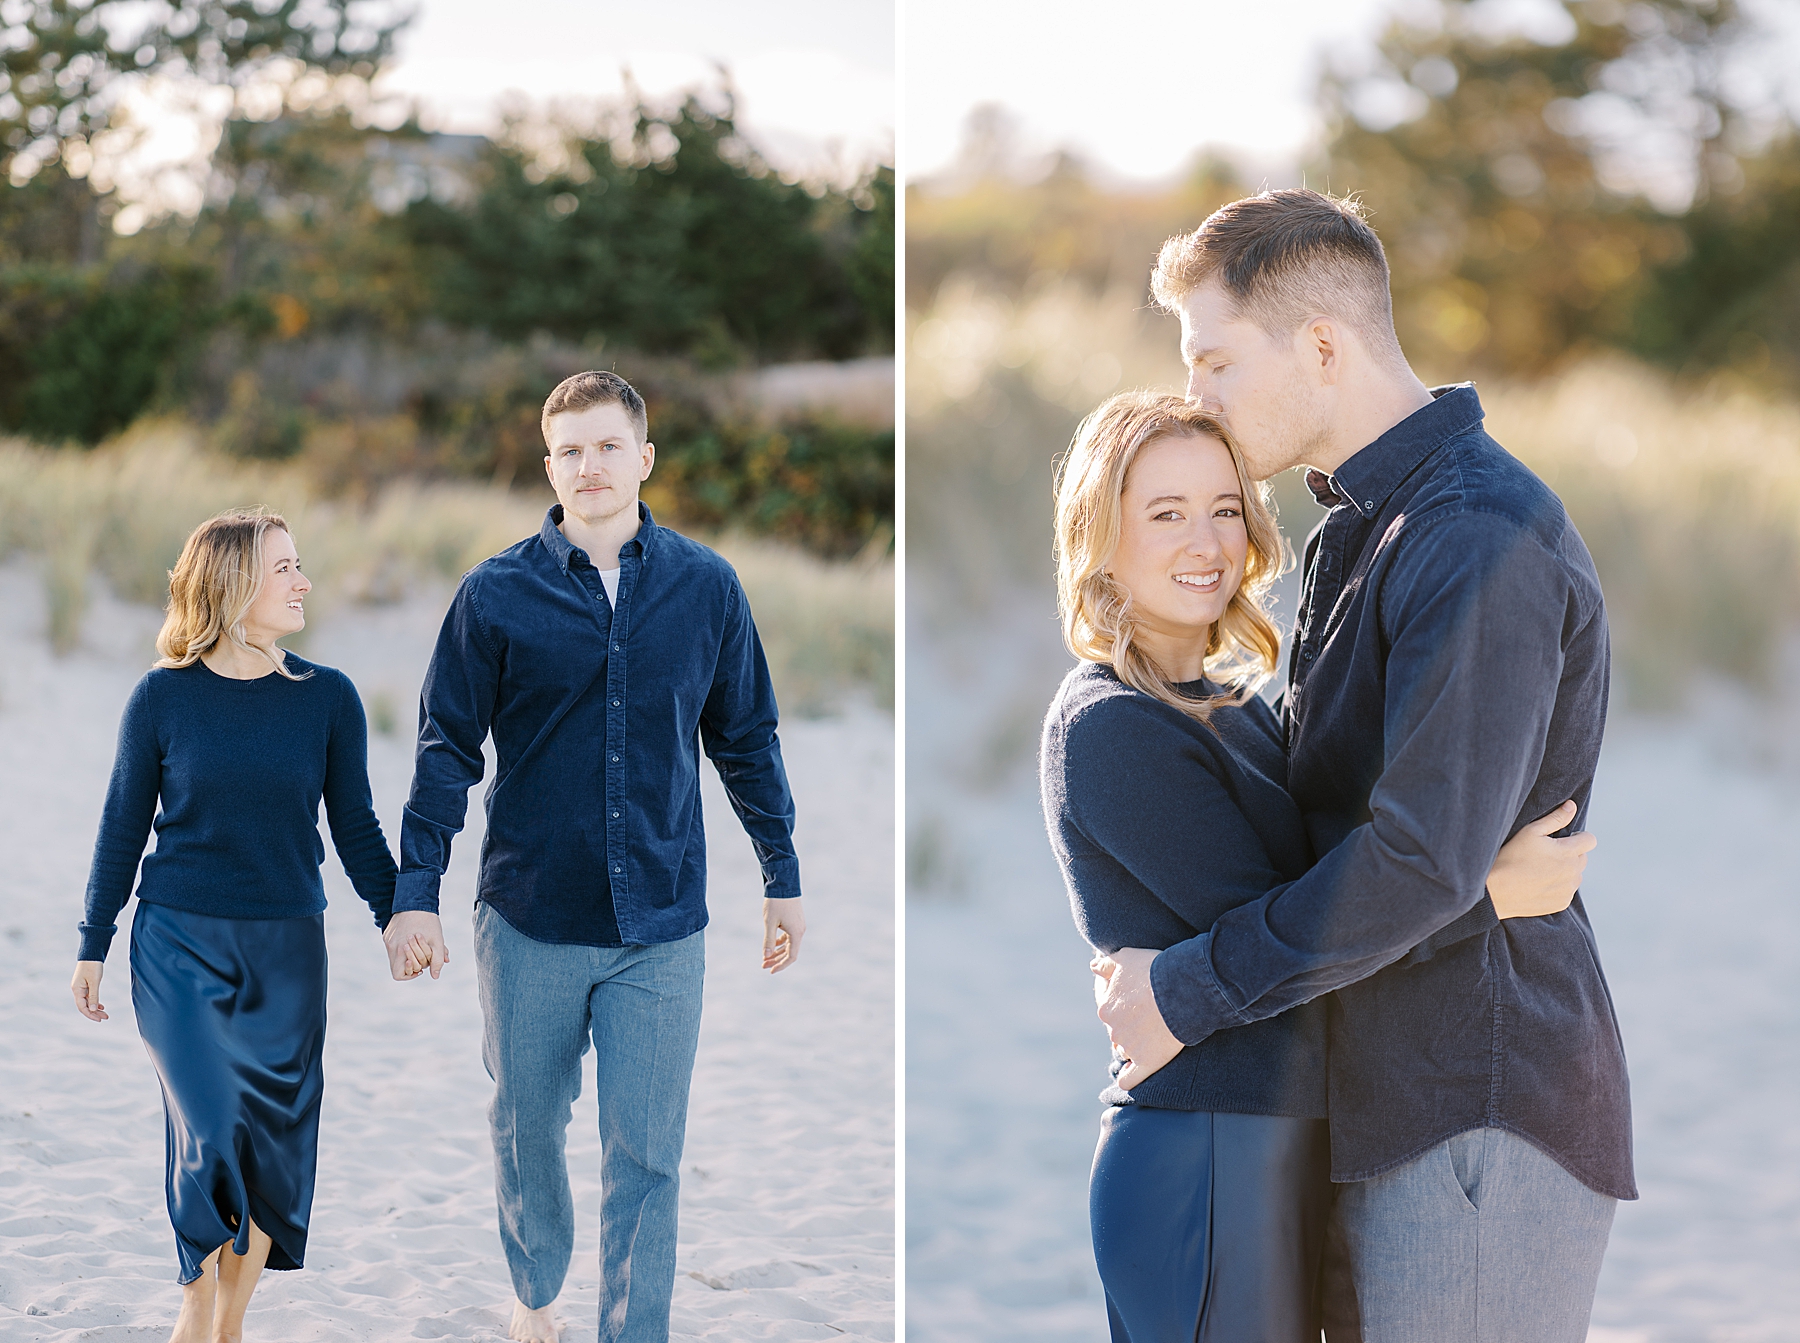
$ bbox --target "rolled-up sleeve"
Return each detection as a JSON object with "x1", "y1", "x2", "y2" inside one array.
[
  {"x1": 1152, "y1": 512, "x2": 1590, "y2": 1044},
  {"x1": 699, "y1": 577, "x2": 800, "y2": 899},
  {"x1": 396, "y1": 580, "x2": 501, "y2": 915}
]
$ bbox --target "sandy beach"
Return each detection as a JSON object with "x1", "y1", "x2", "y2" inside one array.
[
  {"x1": 0, "y1": 560, "x2": 894, "y2": 1341},
  {"x1": 905, "y1": 593, "x2": 1800, "y2": 1343}
]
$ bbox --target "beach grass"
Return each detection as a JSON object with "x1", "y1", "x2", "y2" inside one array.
[
  {"x1": 0, "y1": 421, "x2": 892, "y2": 714},
  {"x1": 907, "y1": 279, "x2": 1800, "y2": 708}
]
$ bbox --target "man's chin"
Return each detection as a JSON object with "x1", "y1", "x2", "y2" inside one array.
[{"x1": 563, "y1": 494, "x2": 633, "y2": 526}]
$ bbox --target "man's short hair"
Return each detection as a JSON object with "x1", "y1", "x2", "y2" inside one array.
[
  {"x1": 541, "y1": 370, "x2": 648, "y2": 445},
  {"x1": 1151, "y1": 188, "x2": 1404, "y2": 364}
]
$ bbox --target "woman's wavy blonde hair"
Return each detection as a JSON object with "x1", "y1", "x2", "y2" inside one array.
[
  {"x1": 1053, "y1": 390, "x2": 1288, "y2": 725},
  {"x1": 155, "y1": 508, "x2": 307, "y2": 680}
]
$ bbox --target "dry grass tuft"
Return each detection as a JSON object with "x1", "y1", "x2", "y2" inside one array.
[
  {"x1": 0, "y1": 422, "x2": 891, "y2": 714},
  {"x1": 1485, "y1": 359, "x2": 1800, "y2": 706},
  {"x1": 907, "y1": 281, "x2": 1800, "y2": 709}
]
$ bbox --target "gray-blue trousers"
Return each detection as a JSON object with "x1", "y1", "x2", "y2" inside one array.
[
  {"x1": 1324, "y1": 1126, "x2": 1617, "y2": 1343},
  {"x1": 474, "y1": 902, "x2": 706, "y2": 1343}
]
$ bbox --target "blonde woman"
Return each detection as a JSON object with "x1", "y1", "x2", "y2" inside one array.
[
  {"x1": 69, "y1": 509, "x2": 405, "y2": 1343},
  {"x1": 1039, "y1": 392, "x2": 1593, "y2": 1341}
]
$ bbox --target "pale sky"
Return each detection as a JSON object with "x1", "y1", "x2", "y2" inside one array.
[
  {"x1": 378, "y1": 0, "x2": 895, "y2": 181},
  {"x1": 93, "y1": 0, "x2": 893, "y2": 225},
  {"x1": 904, "y1": 0, "x2": 1800, "y2": 186},
  {"x1": 904, "y1": 0, "x2": 1400, "y2": 183}
]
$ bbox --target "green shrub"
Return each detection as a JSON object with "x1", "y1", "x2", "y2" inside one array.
[{"x1": 0, "y1": 262, "x2": 214, "y2": 445}]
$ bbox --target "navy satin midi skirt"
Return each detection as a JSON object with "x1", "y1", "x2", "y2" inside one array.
[
  {"x1": 1090, "y1": 1106, "x2": 1331, "y2": 1343},
  {"x1": 129, "y1": 901, "x2": 328, "y2": 1283}
]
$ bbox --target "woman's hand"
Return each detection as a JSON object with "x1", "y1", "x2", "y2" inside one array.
[
  {"x1": 383, "y1": 911, "x2": 449, "y2": 981},
  {"x1": 1487, "y1": 800, "x2": 1598, "y2": 920},
  {"x1": 71, "y1": 961, "x2": 108, "y2": 1021},
  {"x1": 1092, "y1": 949, "x2": 1184, "y2": 1090}
]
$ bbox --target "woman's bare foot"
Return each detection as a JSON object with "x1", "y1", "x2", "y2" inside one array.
[
  {"x1": 508, "y1": 1299, "x2": 561, "y2": 1342},
  {"x1": 169, "y1": 1250, "x2": 219, "y2": 1343},
  {"x1": 211, "y1": 1219, "x2": 272, "y2": 1343}
]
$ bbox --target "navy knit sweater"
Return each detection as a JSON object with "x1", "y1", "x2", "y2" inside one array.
[
  {"x1": 78, "y1": 653, "x2": 398, "y2": 962},
  {"x1": 1040, "y1": 661, "x2": 1326, "y2": 1116}
]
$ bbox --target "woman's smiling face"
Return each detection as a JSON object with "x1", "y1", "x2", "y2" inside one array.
[
  {"x1": 242, "y1": 527, "x2": 310, "y2": 644},
  {"x1": 1108, "y1": 430, "x2": 1248, "y2": 679}
]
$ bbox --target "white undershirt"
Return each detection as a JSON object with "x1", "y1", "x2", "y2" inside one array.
[{"x1": 598, "y1": 567, "x2": 620, "y2": 607}]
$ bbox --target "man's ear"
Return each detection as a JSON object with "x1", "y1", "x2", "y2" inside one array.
[
  {"x1": 1305, "y1": 316, "x2": 1342, "y2": 386},
  {"x1": 543, "y1": 453, "x2": 555, "y2": 488},
  {"x1": 640, "y1": 440, "x2": 656, "y2": 480}
]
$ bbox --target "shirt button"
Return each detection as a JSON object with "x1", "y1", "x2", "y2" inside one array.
[
  {"x1": 1364, "y1": 499, "x2": 1375, "y2": 511},
  {"x1": 612, "y1": 643, "x2": 620, "y2": 651},
  {"x1": 1300, "y1": 647, "x2": 1316, "y2": 662},
  {"x1": 610, "y1": 754, "x2": 619, "y2": 762},
  {"x1": 611, "y1": 810, "x2": 620, "y2": 818},
  {"x1": 612, "y1": 864, "x2": 622, "y2": 873},
  {"x1": 612, "y1": 699, "x2": 620, "y2": 707}
]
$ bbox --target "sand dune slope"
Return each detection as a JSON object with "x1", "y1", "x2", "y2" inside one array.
[{"x1": 0, "y1": 566, "x2": 893, "y2": 1342}]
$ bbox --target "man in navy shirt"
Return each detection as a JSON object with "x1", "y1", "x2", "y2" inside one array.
[
  {"x1": 1094, "y1": 191, "x2": 1629, "y2": 1341},
  {"x1": 383, "y1": 371, "x2": 806, "y2": 1343}
]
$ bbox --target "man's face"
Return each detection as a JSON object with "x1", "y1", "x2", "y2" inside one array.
[
  {"x1": 543, "y1": 402, "x2": 655, "y2": 529},
  {"x1": 1177, "y1": 280, "x2": 1331, "y2": 480}
]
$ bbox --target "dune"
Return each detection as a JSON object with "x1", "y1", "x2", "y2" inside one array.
[
  {"x1": 0, "y1": 560, "x2": 893, "y2": 1342},
  {"x1": 904, "y1": 595, "x2": 1800, "y2": 1343}
]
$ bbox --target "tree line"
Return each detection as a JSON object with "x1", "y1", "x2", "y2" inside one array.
[
  {"x1": 0, "y1": 2, "x2": 893, "y2": 554},
  {"x1": 908, "y1": 0, "x2": 1799, "y2": 391}
]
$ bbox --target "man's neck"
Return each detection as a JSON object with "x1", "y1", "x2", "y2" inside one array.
[
  {"x1": 1304, "y1": 370, "x2": 1436, "y2": 478},
  {"x1": 558, "y1": 503, "x2": 640, "y2": 569}
]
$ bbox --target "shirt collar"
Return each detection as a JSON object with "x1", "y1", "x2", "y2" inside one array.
[
  {"x1": 1309, "y1": 383, "x2": 1485, "y2": 519},
  {"x1": 539, "y1": 501, "x2": 659, "y2": 572}
]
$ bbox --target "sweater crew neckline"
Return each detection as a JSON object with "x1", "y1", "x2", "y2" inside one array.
[{"x1": 193, "y1": 651, "x2": 297, "y2": 685}]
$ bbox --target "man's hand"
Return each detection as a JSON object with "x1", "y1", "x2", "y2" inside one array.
[
  {"x1": 1092, "y1": 948, "x2": 1185, "y2": 1091},
  {"x1": 384, "y1": 910, "x2": 449, "y2": 981},
  {"x1": 762, "y1": 897, "x2": 805, "y2": 973}
]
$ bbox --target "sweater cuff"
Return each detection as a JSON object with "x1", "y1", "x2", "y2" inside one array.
[
  {"x1": 77, "y1": 923, "x2": 117, "y2": 963},
  {"x1": 1150, "y1": 933, "x2": 1249, "y2": 1046},
  {"x1": 392, "y1": 869, "x2": 443, "y2": 916}
]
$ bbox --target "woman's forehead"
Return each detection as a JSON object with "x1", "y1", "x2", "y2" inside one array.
[{"x1": 1126, "y1": 431, "x2": 1234, "y2": 487}]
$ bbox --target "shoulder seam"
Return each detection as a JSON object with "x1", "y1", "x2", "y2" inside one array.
[{"x1": 460, "y1": 576, "x2": 505, "y2": 661}]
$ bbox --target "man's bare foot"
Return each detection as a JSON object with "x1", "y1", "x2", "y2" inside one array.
[{"x1": 508, "y1": 1299, "x2": 560, "y2": 1342}]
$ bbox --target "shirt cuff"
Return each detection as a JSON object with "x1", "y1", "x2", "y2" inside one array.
[
  {"x1": 759, "y1": 857, "x2": 802, "y2": 901},
  {"x1": 1400, "y1": 892, "x2": 1499, "y2": 967},
  {"x1": 1150, "y1": 933, "x2": 1249, "y2": 1046},
  {"x1": 392, "y1": 869, "x2": 443, "y2": 916}
]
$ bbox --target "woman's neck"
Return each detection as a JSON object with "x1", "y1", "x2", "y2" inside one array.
[
  {"x1": 1133, "y1": 626, "x2": 1210, "y2": 684},
  {"x1": 201, "y1": 636, "x2": 282, "y2": 680}
]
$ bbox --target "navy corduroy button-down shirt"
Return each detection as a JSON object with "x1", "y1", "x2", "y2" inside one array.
[
  {"x1": 394, "y1": 503, "x2": 800, "y2": 946},
  {"x1": 1150, "y1": 385, "x2": 1635, "y2": 1200}
]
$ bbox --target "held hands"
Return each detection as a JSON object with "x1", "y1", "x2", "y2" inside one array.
[
  {"x1": 762, "y1": 897, "x2": 805, "y2": 973},
  {"x1": 1091, "y1": 948, "x2": 1184, "y2": 1091},
  {"x1": 71, "y1": 961, "x2": 108, "y2": 1021},
  {"x1": 1487, "y1": 800, "x2": 1598, "y2": 920},
  {"x1": 383, "y1": 910, "x2": 450, "y2": 981}
]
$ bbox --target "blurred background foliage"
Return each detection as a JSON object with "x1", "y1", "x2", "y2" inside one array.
[
  {"x1": 907, "y1": 0, "x2": 1800, "y2": 715},
  {"x1": 0, "y1": 0, "x2": 894, "y2": 559}
]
